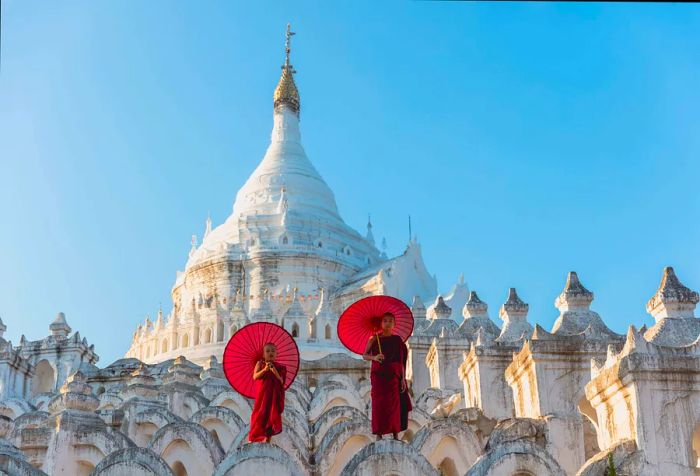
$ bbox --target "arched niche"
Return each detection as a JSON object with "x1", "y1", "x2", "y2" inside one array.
[{"x1": 30, "y1": 360, "x2": 55, "y2": 396}]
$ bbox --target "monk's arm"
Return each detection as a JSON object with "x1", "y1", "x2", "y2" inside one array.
[
  {"x1": 252, "y1": 361, "x2": 268, "y2": 380},
  {"x1": 362, "y1": 336, "x2": 383, "y2": 362}
]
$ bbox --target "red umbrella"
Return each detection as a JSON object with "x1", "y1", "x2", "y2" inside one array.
[
  {"x1": 337, "y1": 295, "x2": 414, "y2": 355},
  {"x1": 222, "y1": 322, "x2": 300, "y2": 399}
]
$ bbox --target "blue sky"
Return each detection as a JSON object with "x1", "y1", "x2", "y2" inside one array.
[{"x1": 1, "y1": 1, "x2": 699, "y2": 364}]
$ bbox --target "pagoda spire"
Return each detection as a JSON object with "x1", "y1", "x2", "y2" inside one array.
[
  {"x1": 284, "y1": 22, "x2": 295, "y2": 68},
  {"x1": 273, "y1": 23, "x2": 300, "y2": 114}
]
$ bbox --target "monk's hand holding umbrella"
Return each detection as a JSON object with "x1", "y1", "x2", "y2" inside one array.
[
  {"x1": 362, "y1": 332, "x2": 385, "y2": 363},
  {"x1": 266, "y1": 361, "x2": 284, "y2": 384},
  {"x1": 338, "y1": 295, "x2": 414, "y2": 441}
]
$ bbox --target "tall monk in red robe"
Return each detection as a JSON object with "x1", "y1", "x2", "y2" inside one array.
[
  {"x1": 249, "y1": 343, "x2": 287, "y2": 443},
  {"x1": 362, "y1": 312, "x2": 412, "y2": 440}
]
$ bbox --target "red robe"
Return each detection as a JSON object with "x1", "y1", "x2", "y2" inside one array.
[
  {"x1": 369, "y1": 334, "x2": 413, "y2": 435},
  {"x1": 248, "y1": 362, "x2": 286, "y2": 442}
]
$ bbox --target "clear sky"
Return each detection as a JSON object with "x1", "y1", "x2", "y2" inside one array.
[{"x1": 1, "y1": 1, "x2": 699, "y2": 364}]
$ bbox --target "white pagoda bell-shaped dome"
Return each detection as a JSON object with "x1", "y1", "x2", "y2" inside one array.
[{"x1": 185, "y1": 24, "x2": 381, "y2": 294}]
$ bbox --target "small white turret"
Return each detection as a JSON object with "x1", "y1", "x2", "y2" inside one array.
[
  {"x1": 646, "y1": 266, "x2": 699, "y2": 321},
  {"x1": 463, "y1": 291, "x2": 488, "y2": 320},
  {"x1": 555, "y1": 271, "x2": 593, "y2": 312},
  {"x1": 50, "y1": 312, "x2": 71, "y2": 338},
  {"x1": 496, "y1": 288, "x2": 533, "y2": 343}
]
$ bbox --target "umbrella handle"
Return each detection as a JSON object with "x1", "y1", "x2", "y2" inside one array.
[{"x1": 376, "y1": 332, "x2": 383, "y2": 355}]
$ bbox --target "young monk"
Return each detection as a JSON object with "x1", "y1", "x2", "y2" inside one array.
[
  {"x1": 362, "y1": 312, "x2": 412, "y2": 440},
  {"x1": 249, "y1": 342, "x2": 287, "y2": 443}
]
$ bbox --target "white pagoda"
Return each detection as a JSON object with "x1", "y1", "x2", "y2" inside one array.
[{"x1": 125, "y1": 25, "x2": 437, "y2": 364}]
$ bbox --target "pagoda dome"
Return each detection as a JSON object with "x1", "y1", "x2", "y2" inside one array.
[{"x1": 179, "y1": 26, "x2": 381, "y2": 300}]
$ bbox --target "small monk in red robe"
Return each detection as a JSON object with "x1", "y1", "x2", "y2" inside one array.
[
  {"x1": 249, "y1": 342, "x2": 287, "y2": 443},
  {"x1": 362, "y1": 312, "x2": 412, "y2": 440}
]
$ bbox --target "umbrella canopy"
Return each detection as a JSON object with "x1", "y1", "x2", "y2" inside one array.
[
  {"x1": 222, "y1": 322, "x2": 300, "y2": 399},
  {"x1": 337, "y1": 295, "x2": 414, "y2": 355}
]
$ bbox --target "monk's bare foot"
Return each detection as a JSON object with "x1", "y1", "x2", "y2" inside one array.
[
  {"x1": 375, "y1": 435, "x2": 382, "y2": 441},
  {"x1": 265, "y1": 437, "x2": 271, "y2": 443}
]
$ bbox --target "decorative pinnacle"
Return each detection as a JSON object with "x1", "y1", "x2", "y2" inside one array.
[
  {"x1": 651, "y1": 267, "x2": 699, "y2": 305},
  {"x1": 204, "y1": 213, "x2": 212, "y2": 238},
  {"x1": 499, "y1": 288, "x2": 529, "y2": 320},
  {"x1": 285, "y1": 23, "x2": 295, "y2": 68},
  {"x1": 50, "y1": 312, "x2": 71, "y2": 337},
  {"x1": 464, "y1": 291, "x2": 488, "y2": 319},
  {"x1": 365, "y1": 214, "x2": 375, "y2": 244},
  {"x1": 555, "y1": 271, "x2": 593, "y2": 310},
  {"x1": 411, "y1": 295, "x2": 427, "y2": 320},
  {"x1": 190, "y1": 234, "x2": 198, "y2": 257},
  {"x1": 431, "y1": 295, "x2": 452, "y2": 319},
  {"x1": 646, "y1": 266, "x2": 699, "y2": 320},
  {"x1": 411, "y1": 295, "x2": 425, "y2": 310},
  {"x1": 467, "y1": 291, "x2": 483, "y2": 305},
  {"x1": 505, "y1": 288, "x2": 526, "y2": 308}
]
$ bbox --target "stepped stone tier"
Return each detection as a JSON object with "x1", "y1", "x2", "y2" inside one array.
[
  {"x1": 2, "y1": 27, "x2": 699, "y2": 476},
  {"x1": 3, "y1": 268, "x2": 699, "y2": 475}
]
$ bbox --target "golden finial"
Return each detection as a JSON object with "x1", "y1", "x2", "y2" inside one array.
[{"x1": 274, "y1": 23, "x2": 300, "y2": 114}]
